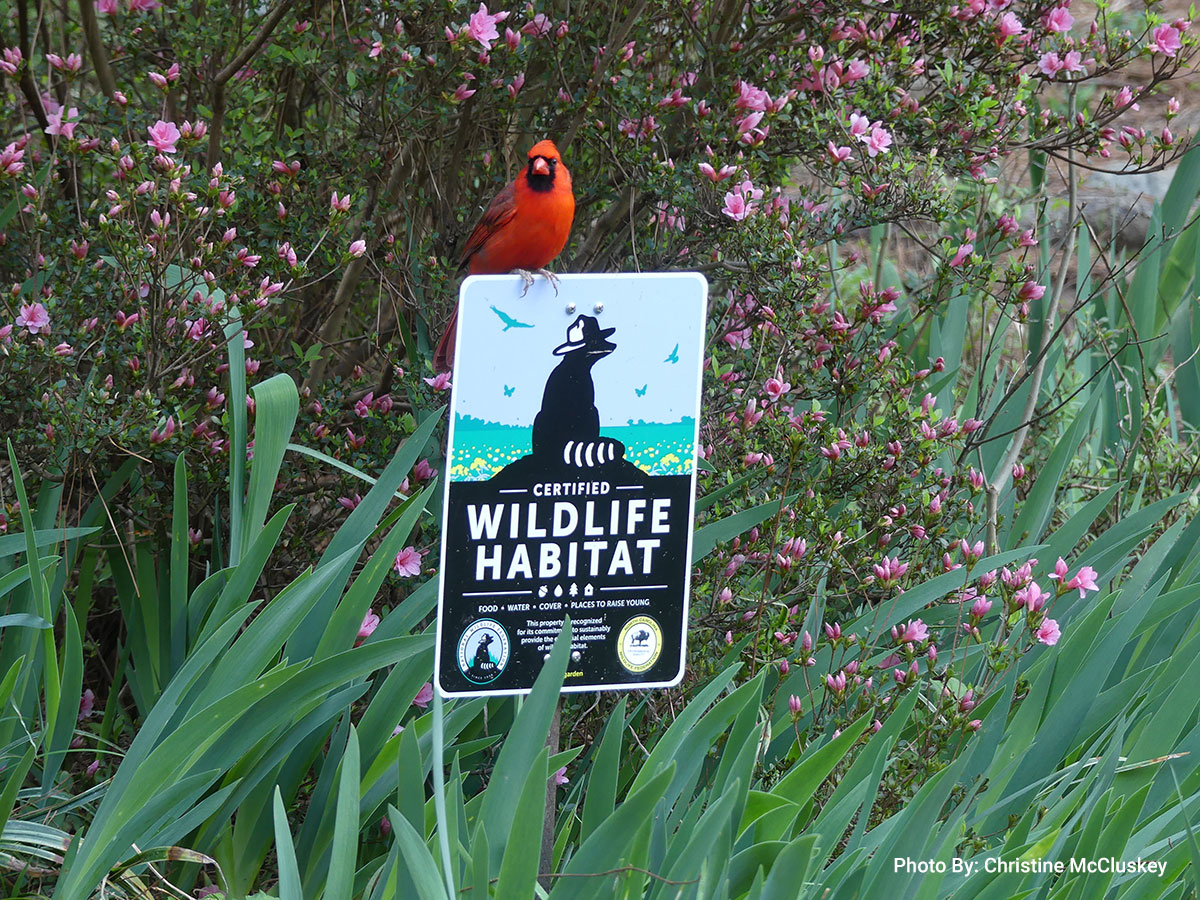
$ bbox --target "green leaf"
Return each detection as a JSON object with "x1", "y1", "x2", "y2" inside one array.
[
  {"x1": 198, "y1": 504, "x2": 294, "y2": 643},
  {"x1": 273, "y1": 788, "x2": 304, "y2": 900},
  {"x1": 43, "y1": 604, "x2": 83, "y2": 793},
  {"x1": 771, "y1": 713, "x2": 871, "y2": 807},
  {"x1": 170, "y1": 455, "x2": 190, "y2": 674},
  {"x1": 225, "y1": 307, "x2": 248, "y2": 565},
  {"x1": 287, "y1": 442, "x2": 414, "y2": 499},
  {"x1": 0, "y1": 743, "x2": 36, "y2": 833},
  {"x1": 479, "y1": 622, "x2": 572, "y2": 870},
  {"x1": 0, "y1": 527, "x2": 99, "y2": 561},
  {"x1": 580, "y1": 697, "x2": 626, "y2": 842},
  {"x1": 494, "y1": 746, "x2": 549, "y2": 899},
  {"x1": 326, "y1": 727, "x2": 362, "y2": 900},
  {"x1": 547, "y1": 763, "x2": 675, "y2": 900},
  {"x1": 692, "y1": 494, "x2": 797, "y2": 563},
  {"x1": 242, "y1": 374, "x2": 300, "y2": 561},
  {"x1": 1006, "y1": 388, "x2": 1099, "y2": 546},
  {"x1": 388, "y1": 804, "x2": 450, "y2": 900}
]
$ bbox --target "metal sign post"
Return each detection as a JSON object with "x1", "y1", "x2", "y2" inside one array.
[{"x1": 435, "y1": 272, "x2": 708, "y2": 698}]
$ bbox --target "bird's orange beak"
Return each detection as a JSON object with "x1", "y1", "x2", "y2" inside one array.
[{"x1": 532, "y1": 156, "x2": 550, "y2": 176}]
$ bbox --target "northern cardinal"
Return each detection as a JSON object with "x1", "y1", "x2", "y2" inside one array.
[{"x1": 433, "y1": 139, "x2": 575, "y2": 372}]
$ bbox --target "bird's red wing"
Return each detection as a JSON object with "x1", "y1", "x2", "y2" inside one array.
[{"x1": 459, "y1": 181, "x2": 518, "y2": 271}]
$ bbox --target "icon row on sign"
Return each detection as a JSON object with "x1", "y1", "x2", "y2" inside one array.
[{"x1": 537, "y1": 583, "x2": 595, "y2": 598}]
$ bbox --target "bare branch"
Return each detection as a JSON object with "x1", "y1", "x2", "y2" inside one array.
[{"x1": 78, "y1": 0, "x2": 117, "y2": 98}]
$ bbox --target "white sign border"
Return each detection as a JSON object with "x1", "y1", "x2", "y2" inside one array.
[{"x1": 434, "y1": 272, "x2": 708, "y2": 698}]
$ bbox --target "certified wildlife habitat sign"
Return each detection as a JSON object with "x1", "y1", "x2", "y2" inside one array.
[{"x1": 435, "y1": 272, "x2": 708, "y2": 697}]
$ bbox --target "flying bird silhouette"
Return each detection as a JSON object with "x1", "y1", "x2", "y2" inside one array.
[
  {"x1": 635, "y1": 384, "x2": 648, "y2": 397},
  {"x1": 491, "y1": 305, "x2": 533, "y2": 331},
  {"x1": 504, "y1": 384, "x2": 515, "y2": 397},
  {"x1": 664, "y1": 343, "x2": 680, "y2": 364}
]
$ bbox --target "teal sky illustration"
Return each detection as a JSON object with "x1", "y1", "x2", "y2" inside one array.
[{"x1": 451, "y1": 273, "x2": 707, "y2": 429}]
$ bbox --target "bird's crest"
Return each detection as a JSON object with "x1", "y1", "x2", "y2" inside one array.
[{"x1": 527, "y1": 139, "x2": 561, "y2": 162}]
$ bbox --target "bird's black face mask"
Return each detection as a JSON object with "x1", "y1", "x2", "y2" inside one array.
[{"x1": 526, "y1": 156, "x2": 557, "y2": 192}]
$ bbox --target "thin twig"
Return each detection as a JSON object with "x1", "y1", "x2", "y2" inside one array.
[{"x1": 987, "y1": 88, "x2": 1079, "y2": 508}]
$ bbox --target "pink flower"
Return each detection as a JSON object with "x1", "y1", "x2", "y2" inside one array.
[
  {"x1": 734, "y1": 80, "x2": 769, "y2": 110},
  {"x1": 826, "y1": 141, "x2": 852, "y2": 162},
  {"x1": 1018, "y1": 581, "x2": 1050, "y2": 613},
  {"x1": 358, "y1": 609, "x2": 381, "y2": 640},
  {"x1": 1018, "y1": 281, "x2": 1045, "y2": 301},
  {"x1": 764, "y1": 376, "x2": 790, "y2": 401},
  {"x1": 997, "y1": 12, "x2": 1024, "y2": 39},
  {"x1": 423, "y1": 371, "x2": 452, "y2": 391},
  {"x1": 658, "y1": 88, "x2": 690, "y2": 108},
  {"x1": 553, "y1": 767, "x2": 569, "y2": 785},
  {"x1": 1044, "y1": 7, "x2": 1074, "y2": 33},
  {"x1": 349, "y1": 239, "x2": 367, "y2": 258},
  {"x1": 735, "y1": 110, "x2": 765, "y2": 137},
  {"x1": 865, "y1": 125, "x2": 892, "y2": 157},
  {"x1": 413, "y1": 458, "x2": 438, "y2": 482},
  {"x1": 78, "y1": 689, "x2": 96, "y2": 720},
  {"x1": 150, "y1": 417, "x2": 177, "y2": 444},
  {"x1": 722, "y1": 191, "x2": 750, "y2": 221},
  {"x1": 86, "y1": 759, "x2": 101, "y2": 777},
  {"x1": 96, "y1": 0, "x2": 117, "y2": 12},
  {"x1": 1151, "y1": 24, "x2": 1183, "y2": 56},
  {"x1": 0, "y1": 47, "x2": 23, "y2": 77},
  {"x1": 699, "y1": 162, "x2": 737, "y2": 182},
  {"x1": 278, "y1": 242, "x2": 298, "y2": 266},
  {"x1": 521, "y1": 13, "x2": 551, "y2": 38},
  {"x1": 46, "y1": 107, "x2": 80, "y2": 140},
  {"x1": 824, "y1": 671, "x2": 847, "y2": 693},
  {"x1": 1, "y1": 142, "x2": 24, "y2": 177},
  {"x1": 1114, "y1": 86, "x2": 1138, "y2": 110},
  {"x1": 1066, "y1": 565, "x2": 1099, "y2": 598},
  {"x1": 412, "y1": 682, "x2": 434, "y2": 708},
  {"x1": 1036, "y1": 618, "x2": 1061, "y2": 645},
  {"x1": 893, "y1": 619, "x2": 929, "y2": 644},
  {"x1": 948, "y1": 243, "x2": 973, "y2": 267},
  {"x1": 467, "y1": 4, "x2": 507, "y2": 49},
  {"x1": 16, "y1": 302, "x2": 50, "y2": 334},
  {"x1": 848, "y1": 113, "x2": 871, "y2": 139},
  {"x1": 788, "y1": 694, "x2": 803, "y2": 716},
  {"x1": 394, "y1": 546, "x2": 422, "y2": 577},
  {"x1": 1047, "y1": 557, "x2": 1070, "y2": 582},
  {"x1": 1038, "y1": 52, "x2": 1064, "y2": 76},
  {"x1": 146, "y1": 120, "x2": 181, "y2": 154},
  {"x1": 48, "y1": 53, "x2": 83, "y2": 73},
  {"x1": 1061, "y1": 50, "x2": 1086, "y2": 74},
  {"x1": 873, "y1": 556, "x2": 909, "y2": 584}
]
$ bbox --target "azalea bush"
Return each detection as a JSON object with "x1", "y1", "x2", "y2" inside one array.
[{"x1": 3, "y1": 0, "x2": 1200, "y2": 896}]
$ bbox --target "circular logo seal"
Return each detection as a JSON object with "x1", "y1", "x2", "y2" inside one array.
[
  {"x1": 617, "y1": 615, "x2": 662, "y2": 673},
  {"x1": 457, "y1": 619, "x2": 510, "y2": 684}
]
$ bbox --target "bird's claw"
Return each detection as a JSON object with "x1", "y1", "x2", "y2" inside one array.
[
  {"x1": 514, "y1": 268, "x2": 537, "y2": 296},
  {"x1": 535, "y1": 268, "x2": 561, "y2": 296},
  {"x1": 512, "y1": 268, "x2": 561, "y2": 297}
]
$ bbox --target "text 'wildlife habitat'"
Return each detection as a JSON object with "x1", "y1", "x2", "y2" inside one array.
[{"x1": 435, "y1": 273, "x2": 708, "y2": 696}]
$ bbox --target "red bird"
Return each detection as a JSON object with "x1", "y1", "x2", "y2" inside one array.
[{"x1": 434, "y1": 139, "x2": 575, "y2": 372}]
